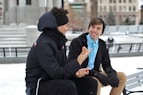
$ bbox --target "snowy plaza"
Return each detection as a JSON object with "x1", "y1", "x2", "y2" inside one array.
[{"x1": 0, "y1": 56, "x2": 143, "y2": 95}]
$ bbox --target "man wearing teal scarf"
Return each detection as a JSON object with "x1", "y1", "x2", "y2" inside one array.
[{"x1": 68, "y1": 18, "x2": 126, "y2": 95}]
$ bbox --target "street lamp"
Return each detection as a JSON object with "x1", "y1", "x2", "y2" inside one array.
[{"x1": 61, "y1": 0, "x2": 64, "y2": 8}]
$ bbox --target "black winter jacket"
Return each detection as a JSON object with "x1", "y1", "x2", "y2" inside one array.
[
  {"x1": 68, "y1": 33, "x2": 115, "y2": 73},
  {"x1": 25, "y1": 28, "x2": 81, "y2": 88}
]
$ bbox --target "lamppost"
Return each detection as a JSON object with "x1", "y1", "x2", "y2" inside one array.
[
  {"x1": 61, "y1": 0, "x2": 64, "y2": 8},
  {"x1": 45, "y1": 0, "x2": 48, "y2": 12}
]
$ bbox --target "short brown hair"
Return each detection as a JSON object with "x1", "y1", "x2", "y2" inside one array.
[{"x1": 88, "y1": 18, "x2": 106, "y2": 34}]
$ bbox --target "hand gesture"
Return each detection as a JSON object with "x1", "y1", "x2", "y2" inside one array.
[
  {"x1": 77, "y1": 46, "x2": 92, "y2": 65},
  {"x1": 75, "y1": 68, "x2": 90, "y2": 78}
]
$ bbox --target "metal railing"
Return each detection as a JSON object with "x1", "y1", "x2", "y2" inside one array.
[
  {"x1": 0, "y1": 43, "x2": 143, "y2": 58},
  {"x1": 106, "y1": 43, "x2": 143, "y2": 57},
  {"x1": 0, "y1": 47, "x2": 31, "y2": 58},
  {"x1": 107, "y1": 43, "x2": 143, "y2": 53}
]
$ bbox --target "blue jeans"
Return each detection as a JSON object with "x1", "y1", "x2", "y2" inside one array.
[{"x1": 26, "y1": 87, "x2": 30, "y2": 95}]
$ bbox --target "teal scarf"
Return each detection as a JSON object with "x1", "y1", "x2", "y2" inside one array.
[{"x1": 86, "y1": 34, "x2": 99, "y2": 69}]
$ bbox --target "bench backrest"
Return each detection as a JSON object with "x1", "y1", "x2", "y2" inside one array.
[{"x1": 126, "y1": 71, "x2": 143, "y2": 90}]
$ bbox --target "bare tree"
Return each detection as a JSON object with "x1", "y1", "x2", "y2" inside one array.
[
  {"x1": 90, "y1": 0, "x2": 98, "y2": 18},
  {"x1": 106, "y1": 11, "x2": 116, "y2": 25},
  {"x1": 139, "y1": 18, "x2": 143, "y2": 25},
  {"x1": 140, "y1": 5, "x2": 143, "y2": 25}
]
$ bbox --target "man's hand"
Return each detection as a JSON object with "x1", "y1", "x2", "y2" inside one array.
[
  {"x1": 108, "y1": 72, "x2": 119, "y2": 87},
  {"x1": 75, "y1": 68, "x2": 90, "y2": 78},
  {"x1": 77, "y1": 46, "x2": 92, "y2": 65},
  {"x1": 89, "y1": 70, "x2": 109, "y2": 86}
]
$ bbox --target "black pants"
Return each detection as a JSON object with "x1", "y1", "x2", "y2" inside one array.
[
  {"x1": 26, "y1": 79, "x2": 77, "y2": 95},
  {"x1": 71, "y1": 76, "x2": 98, "y2": 95}
]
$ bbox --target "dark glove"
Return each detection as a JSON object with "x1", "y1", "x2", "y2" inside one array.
[
  {"x1": 108, "y1": 71, "x2": 119, "y2": 87},
  {"x1": 89, "y1": 70, "x2": 109, "y2": 86}
]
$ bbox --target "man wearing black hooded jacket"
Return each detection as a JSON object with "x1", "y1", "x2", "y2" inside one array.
[{"x1": 25, "y1": 7, "x2": 98, "y2": 95}]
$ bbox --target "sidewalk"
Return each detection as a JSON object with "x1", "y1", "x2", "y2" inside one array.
[{"x1": 0, "y1": 56, "x2": 143, "y2": 95}]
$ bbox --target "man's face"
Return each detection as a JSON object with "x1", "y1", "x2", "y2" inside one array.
[
  {"x1": 58, "y1": 23, "x2": 69, "y2": 35},
  {"x1": 88, "y1": 24, "x2": 103, "y2": 40}
]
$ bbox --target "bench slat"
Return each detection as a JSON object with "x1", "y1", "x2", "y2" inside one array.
[
  {"x1": 127, "y1": 71, "x2": 143, "y2": 79},
  {"x1": 126, "y1": 80, "x2": 143, "y2": 90},
  {"x1": 126, "y1": 75, "x2": 143, "y2": 84},
  {"x1": 123, "y1": 71, "x2": 143, "y2": 95}
]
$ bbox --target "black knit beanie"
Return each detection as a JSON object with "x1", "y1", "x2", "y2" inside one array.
[
  {"x1": 37, "y1": 7, "x2": 69, "y2": 31},
  {"x1": 51, "y1": 7, "x2": 69, "y2": 26}
]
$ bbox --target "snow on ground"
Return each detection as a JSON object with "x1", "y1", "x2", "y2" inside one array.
[
  {"x1": 0, "y1": 56, "x2": 143, "y2": 95},
  {"x1": 101, "y1": 56, "x2": 143, "y2": 95},
  {"x1": 0, "y1": 63, "x2": 26, "y2": 95}
]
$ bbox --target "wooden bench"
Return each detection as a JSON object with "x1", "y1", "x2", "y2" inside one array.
[{"x1": 123, "y1": 70, "x2": 143, "y2": 95}]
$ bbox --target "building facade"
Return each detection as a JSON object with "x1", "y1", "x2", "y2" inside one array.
[
  {"x1": 0, "y1": 0, "x2": 140, "y2": 26},
  {"x1": 0, "y1": 0, "x2": 2, "y2": 24},
  {"x1": 98, "y1": 0, "x2": 139, "y2": 25},
  {"x1": 1, "y1": 0, "x2": 62, "y2": 25},
  {"x1": 67, "y1": 0, "x2": 140, "y2": 26}
]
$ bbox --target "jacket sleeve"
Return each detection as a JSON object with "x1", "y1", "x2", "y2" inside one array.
[
  {"x1": 101, "y1": 43, "x2": 116, "y2": 74},
  {"x1": 35, "y1": 41, "x2": 81, "y2": 79},
  {"x1": 68, "y1": 38, "x2": 82, "y2": 62}
]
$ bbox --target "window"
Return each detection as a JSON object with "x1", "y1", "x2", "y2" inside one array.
[
  {"x1": 133, "y1": 6, "x2": 136, "y2": 11},
  {"x1": 119, "y1": 0, "x2": 122, "y2": 3},
  {"x1": 129, "y1": 6, "x2": 131, "y2": 11},
  {"x1": 132, "y1": 15, "x2": 136, "y2": 20},
  {"x1": 133, "y1": 0, "x2": 136, "y2": 3},
  {"x1": 104, "y1": 6, "x2": 106, "y2": 12},
  {"x1": 100, "y1": 6, "x2": 102, "y2": 12},
  {"x1": 110, "y1": 6, "x2": 112, "y2": 12},
  {"x1": 81, "y1": 0, "x2": 85, "y2": 2},
  {"x1": 123, "y1": 15, "x2": 126, "y2": 21},
  {"x1": 0, "y1": 7, "x2": 2, "y2": 16},
  {"x1": 129, "y1": 0, "x2": 131, "y2": 3},
  {"x1": 109, "y1": 6, "x2": 113, "y2": 12},
  {"x1": 123, "y1": 0, "x2": 126, "y2": 3},
  {"x1": 110, "y1": 0, "x2": 112, "y2": 3},
  {"x1": 123, "y1": 6, "x2": 126, "y2": 12},
  {"x1": 104, "y1": 15, "x2": 106, "y2": 20},
  {"x1": 26, "y1": 0, "x2": 31, "y2": 5},
  {"x1": 119, "y1": 6, "x2": 122, "y2": 11},
  {"x1": 113, "y1": 6, "x2": 116, "y2": 11}
]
